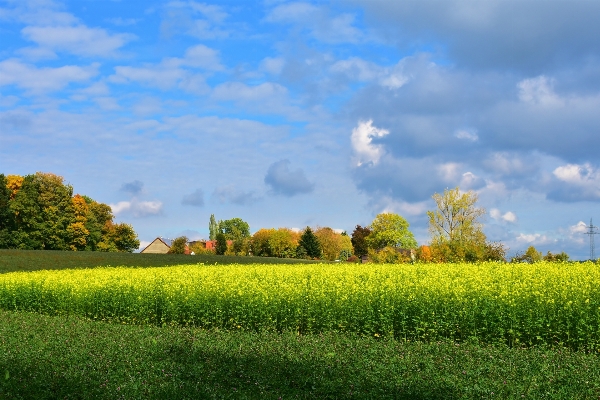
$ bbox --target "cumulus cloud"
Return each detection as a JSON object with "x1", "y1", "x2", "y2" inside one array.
[
  {"x1": 120, "y1": 180, "x2": 144, "y2": 195},
  {"x1": 183, "y1": 44, "x2": 223, "y2": 70},
  {"x1": 350, "y1": 120, "x2": 389, "y2": 166},
  {"x1": 517, "y1": 76, "x2": 563, "y2": 106},
  {"x1": 265, "y1": 2, "x2": 364, "y2": 44},
  {"x1": 454, "y1": 128, "x2": 479, "y2": 141},
  {"x1": 110, "y1": 199, "x2": 163, "y2": 217},
  {"x1": 0, "y1": 59, "x2": 98, "y2": 93},
  {"x1": 21, "y1": 25, "x2": 135, "y2": 57},
  {"x1": 490, "y1": 208, "x2": 517, "y2": 223},
  {"x1": 212, "y1": 185, "x2": 261, "y2": 205},
  {"x1": 264, "y1": 159, "x2": 314, "y2": 197},
  {"x1": 181, "y1": 188, "x2": 204, "y2": 207},
  {"x1": 548, "y1": 163, "x2": 600, "y2": 202}
]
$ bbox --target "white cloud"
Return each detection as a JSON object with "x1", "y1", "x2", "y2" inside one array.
[
  {"x1": 517, "y1": 75, "x2": 563, "y2": 106},
  {"x1": 21, "y1": 25, "x2": 135, "y2": 57},
  {"x1": 552, "y1": 163, "x2": 600, "y2": 200},
  {"x1": 183, "y1": 44, "x2": 223, "y2": 70},
  {"x1": 491, "y1": 208, "x2": 517, "y2": 223},
  {"x1": 570, "y1": 221, "x2": 588, "y2": 234},
  {"x1": 515, "y1": 233, "x2": 554, "y2": 245},
  {"x1": 351, "y1": 120, "x2": 389, "y2": 166},
  {"x1": 260, "y1": 57, "x2": 285, "y2": 75},
  {"x1": 330, "y1": 57, "x2": 408, "y2": 89},
  {"x1": 212, "y1": 82, "x2": 288, "y2": 101},
  {"x1": 454, "y1": 128, "x2": 479, "y2": 141},
  {"x1": 0, "y1": 59, "x2": 98, "y2": 93},
  {"x1": 110, "y1": 200, "x2": 163, "y2": 217}
]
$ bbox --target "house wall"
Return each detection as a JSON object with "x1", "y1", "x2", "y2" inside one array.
[{"x1": 141, "y1": 239, "x2": 170, "y2": 254}]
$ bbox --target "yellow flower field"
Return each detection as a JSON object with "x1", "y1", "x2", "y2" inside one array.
[{"x1": 0, "y1": 262, "x2": 598, "y2": 349}]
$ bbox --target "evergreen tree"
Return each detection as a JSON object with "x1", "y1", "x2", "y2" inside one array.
[
  {"x1": 298, "y1": 227, "x2": 321, "y2": 259},
  {"x1": 215, "y1": 232, "x2": 228, "y2": 255}
]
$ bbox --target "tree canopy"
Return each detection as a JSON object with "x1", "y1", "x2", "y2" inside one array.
[
  {"x1": 367, "y1": 213, "x2": 417, "y2": 250},
  {"x1": 427, "y1": 187, "x2": 505, "y2": 262},
  {"x1": 0, "y1": 172, "x2": 139, "y2": 252}
]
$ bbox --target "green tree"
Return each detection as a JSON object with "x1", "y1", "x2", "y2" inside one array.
[
  {"x1": 298, "y1": 227, "x2": 321, "y2": 259},
  {"x1": 543, "y1": 251, "x2": 569, "y2": 262},
  {"x1": 0, "y1": 174, "x2": 14, "y2": 248},
  {"x1": 168, "y1": 236, "x2": 188, "y2": 254},
  {"x1": 367, "y1": 213, "x2": 417, "y2": 250},
  {"x1": 215, "y1": 232, "x2": 228, "y2": 255},
  {"x1": 351, "y1": 225, "x2": 371, "y2": 257},
  {"x1": 209, "y1": 214, "x2": 218, "y2": 241},
  {"x1": 219, "y1": 218, "x2": 250, "y2": 240},
  {"x1": 512, "y1": 246, "x2": 543, "y2": 263},
  {"x1": 427, "y1": 187, "x2": 503, "y2": 262},
  {"x1": 251, "y1": 228, "x2": 275, "y2": 257}
]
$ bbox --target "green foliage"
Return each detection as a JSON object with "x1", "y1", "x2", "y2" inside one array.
[
  {"x1": 218, "y1": 217, "x2": 250, "y2": 240},
  {"x1": 168, "y1": 236, "x2": 188, "y2": 254},
  {"x1": 1, "y1": 172, "x2": 140, "y2": 252},
  {"x1": 0, "y1": 174, "x2": 14, "y2": 248},
  {"x1": 367, "y1": 213, "x2": 417, "y2": 250},
  {"x1": 351, "y1": 225, "x2": 371, "y2": 257},
  {"x1": 208, "y1": 214, "x2": 218, "y2": 241},
  {"x1": 544, "y1": 250, "x2": 570, "y2": 262},
  {"x1": 511, "y1": 246, "x2": 538, "y2": 263},
  {"x1": 2, "y1": 310, "x2": 598, "y2": 400},
  {"x1": 298, "y1": 227, "x2": 321, "y2": 259},
  {"x1": 215, "y1": 233, "x2": 228, "y2": 255},
  {"x1": 427, "y1": 187, "x2": 505, "y2": 262}
]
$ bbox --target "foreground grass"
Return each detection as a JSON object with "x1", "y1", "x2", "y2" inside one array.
[
  {"x1": 0, "y1": 311, "x2": 598, "y2": 399},
  {"x1": 0, "y1": 249, "x2": 314, "y2": 273}
]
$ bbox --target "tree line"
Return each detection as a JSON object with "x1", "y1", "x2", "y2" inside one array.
[
  {"x1": 178, "y1": 187, "x2": 569, "y2": 263},
  {"x1": 0, "y1": 173, "x2": 139, "y2": 252}
]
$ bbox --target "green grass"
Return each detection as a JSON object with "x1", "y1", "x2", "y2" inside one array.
[
  {"x1": 1, "y1": 311, "x2": 599, "y2": 399},
  {"x1": 0, "y1": 249, "x2": 315, "y2": 273}
]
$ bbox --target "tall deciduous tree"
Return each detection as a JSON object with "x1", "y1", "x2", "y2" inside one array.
[
  {"x1": 427, "y1": 187, "x2": 505, "y2": 262},
  {"x1": 367, "y1": 213, "x2": 417, "y2": 250},
  {"x1": 351, "y1": 225, "x2": 371, "y2": 257},
  {"x1": 209, "y1": 214, "x2": 218, "y2": 241}
]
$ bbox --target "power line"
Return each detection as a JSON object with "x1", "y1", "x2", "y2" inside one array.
[{"x1": 584, "y1": 218, "x2": 598, "y2": 260}]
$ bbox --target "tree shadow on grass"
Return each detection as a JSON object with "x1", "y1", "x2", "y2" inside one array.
[{"x1": 0, "y1": 338, "x2": 459, "y2": 400}]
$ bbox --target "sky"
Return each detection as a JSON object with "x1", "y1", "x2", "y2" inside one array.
[{"x1": 1, "y1": 0, "x2": 599, "y2": 259}]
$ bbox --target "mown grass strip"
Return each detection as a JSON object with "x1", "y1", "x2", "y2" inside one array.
[
  {"x1": 0, "y1": 262, "x2": 599, "y2": 348},
  {"x1": 1, "y1": 310, "x2": 599, "y2": 399},
  {"x1": 0, "y1": 249, "x2": 316, "y2": 274}
]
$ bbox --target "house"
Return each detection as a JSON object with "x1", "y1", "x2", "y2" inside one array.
[
  {"x1": 140, "y1": 237, "x2": 172, "y2": 254},
  {"x1": 140, "y1": 237, "x2": 192, "y2": 254}
]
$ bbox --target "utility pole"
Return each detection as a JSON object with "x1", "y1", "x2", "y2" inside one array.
[{"x1": 584, "y1": 218, "x2": 598, "y2": 260}]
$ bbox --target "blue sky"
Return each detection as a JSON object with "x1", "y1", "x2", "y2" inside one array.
[{"x1": 1, "y1": 0, "x2": 599, "y2": 259}]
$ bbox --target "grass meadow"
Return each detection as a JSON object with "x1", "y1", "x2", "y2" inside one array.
[{"x1": 0, "y1": 251, "x2": 599, "y2": 398}]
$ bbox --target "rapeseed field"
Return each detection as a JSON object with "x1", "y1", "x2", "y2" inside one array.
[{"x1": 0, "y1": 261, "x2": 598, "y2": 349}]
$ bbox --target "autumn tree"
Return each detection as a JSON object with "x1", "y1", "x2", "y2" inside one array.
[
  {"x1": 427, "y1": 187, "x2": 505, "y2": 262},
  {"x1": 251, "y1": 228, "x2": 276, "y2": 257},
  {"x1": 314, "y1": 227, "x2": 353, "y2": 261},
  {"x1": 351, "y1": 225, "x2": 371, "y2": 257},
  {"x1": 268, "y1": 228, "x2": 299, "y2": 258},
  {"x1": 2, "y1": 172, "x2": 140, "y2": 252}
]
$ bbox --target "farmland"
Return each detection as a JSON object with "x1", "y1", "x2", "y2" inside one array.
[
  {"x1": 0, "y1": 254, "x2": 599, "y2": 398},
  {"x1": 0, "y1": 249, "x2": 315, "y2": 274}
]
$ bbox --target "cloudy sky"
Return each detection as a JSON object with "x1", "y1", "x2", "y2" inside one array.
[{"x1": 1, "y1": 0, "x2": 599, "y2": 259}]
